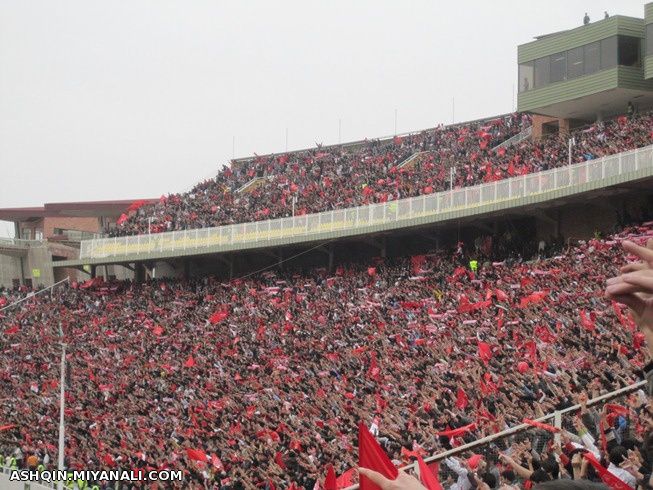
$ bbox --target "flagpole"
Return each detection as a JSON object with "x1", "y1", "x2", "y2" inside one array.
[
  {"x1": 57, "y1": 338, "x2": 66, "y2": 490},
  {"x1": 452, "y1": 97, "x2": 455, "y2": 124}
]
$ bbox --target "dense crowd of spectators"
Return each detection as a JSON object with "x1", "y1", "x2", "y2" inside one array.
[
  {"x1": 1, "y1": 220, "x2": 653, "y2": 488},
  {"x1": 108, "y1": 110, "x2": 653, "y2": 237}
]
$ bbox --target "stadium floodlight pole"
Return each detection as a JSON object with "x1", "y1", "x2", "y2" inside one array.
[
  {"x1": 452, "y1": 97, "x2": 455, "y2": 124},
  {"x1": 450, "y1": 167, "x2": 455, "y2": 191},
  {"x1": 291, "y1": 195, "x2": 297, "y2": 217},
  {"x1": 147, "y1": 217, "x2": 153, "y2": 235},
  {"x1": 57, "y1": 322, "x2": 66, "y2": 490}
]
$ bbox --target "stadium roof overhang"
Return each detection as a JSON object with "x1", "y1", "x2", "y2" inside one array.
[
  {"x1": 531, "y1": 87, "x2": 653, "y2": 120},
  {"x1": 0, "y1": 199, "x2": 157, "y2": 222}
]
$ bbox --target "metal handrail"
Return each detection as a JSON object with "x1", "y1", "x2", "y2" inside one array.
[
  {"x1": 492, "y1": 126, "x2": 532, "y2": 150},
  {"x1": 343, "y1": 380, "x2": 647, "y2": 489},
  {"x1": 0, "y1": 277, "x2": 70, "y2": 312}
]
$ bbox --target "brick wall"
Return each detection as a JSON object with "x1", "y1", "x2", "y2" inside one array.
[{"x1": 43, "y1": 217, "x2": 100, "y2": 239}]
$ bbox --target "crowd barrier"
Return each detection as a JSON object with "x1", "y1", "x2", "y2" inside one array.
[
  {"x1": 79, "y1": 145, "x2": 653, "y2": 261},
  {"x1": 0, "y1": 381, "x2": 645, "y2": 489},
  {"x1": 0, "y1": 278, "x2": 70, "y2": 313},
  {"x1": 345, "y1": 380, "x2": 647, "y2": 488}
]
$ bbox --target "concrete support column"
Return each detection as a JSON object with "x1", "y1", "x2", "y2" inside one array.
[
  {"x1": 328, "y1": 245, "x2": 334, "y2": 272},
  {"x1": 134, "y1": 263, "x2": 146, "y2": 283},
  {"x1": 183, "y1": 261, "x2": 190, "y2": 281}
]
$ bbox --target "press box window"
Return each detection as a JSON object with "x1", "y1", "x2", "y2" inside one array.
[
  {"x1": 567, "y1": 46, "x2": 584, "y2": 79},
  {"x1": 534, "y1": 56, "x2": 550, "y2": 88},
  {"x1": 584, "y1": 41, "x2": 601, "y2": 74},
  {"x1": 550, "y1": 52, "x2": 567, "y2": 82},
  {"x1": 600, "y1": 36, "x2": 617, "y2": 70},
  {"x1": 518, "y1": 62, "x2": 534, "y2": 92},
  {"x1": 618, "y1": 36, "x2": 640, "y2": 67}
]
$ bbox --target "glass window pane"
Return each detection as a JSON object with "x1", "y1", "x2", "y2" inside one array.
[
  {"x1": 584, "y1": 42, "x2": 600, "y2": 74},
  {"x1": 550, "y1": 52, "x2": 567, "y2": 82},
  {"x1": 618, "y1": 36, "x2": 640, "y2": 66},
  {"x1": 534, "y1": 56, "x2": 550, "y2": 88},
  {"x1": 601, "y1": 36, "x2": 617, "y2": 70},
  {"x1": 518, "y1": 62, "x2": 534, "y2": 92},
  {"x1": 647, "y1": 24, "x2": 653, "y2": 57},
  {"x1": 567, "y1": 46, "x2": 584, "y2": 78}
]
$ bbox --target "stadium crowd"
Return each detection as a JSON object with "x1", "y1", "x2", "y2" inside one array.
[
  {"x1": 1, "y1": 219, "x2": 653, "y2": 489},
  {"x1": 108, "y1": 109, "x2": 653, "y2": 238}
]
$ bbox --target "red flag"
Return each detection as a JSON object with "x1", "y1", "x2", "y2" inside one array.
[
  {"x1": 367, "y1": 267, "x2": 377, "y2": 277},
  {"x1": 494, "y1": 289, "x2": 509, "y2": 302},
  {"x1": 358, "y1": 422, "x2": 398, "y2": 490},
  {"x1": 411, "y1": 255, "x2": 426, "y2": 275},
  {"x1": 583, "y1": 452, "x2": 631, "y2": 490},
  {"x1": 467, "y1": 454, "x2": 483, "y2": 470},
  {"x1": 209, "y1": 310, "x2": 230, "y2": 324},
  {"x1": 605, "y1": 404, "x2": 629, "y2": 417},
  {"x1": 478, "y1": 341, "x2": 492, "y2": 365},
  {"x1": 435, "y1": 423, "x2": 476, "y2": 438},
  {"x1": 4, "y1": 325, "x2": 19, "y2": 335},
  {"x1": 127, "y1": 199, "x2": 148, "y2": 212},
  {"x1": 102, "y1": 453, "x2": 116, "y2": 467},
  {"x1": 211, "y1": 454, "x2": 224, "y2": 471},
  {"x1": 612, "y1": 301, "x2": 635, "y2": 331},
  {"x1": 336, "y1": 469, "x2": 356, "y2": 489},
  {"x1": 324, "y1": 464, "x2": 337, "y2": 490},
  {"x1": 417, "y1": 456, "x2": 443, "y2": 490},
  {"x1": 523, "y1": 341, "x2": 537, "y2": 362},
  {"x1": 184, "y1": 356, "x2": 196, "y2": 368},
  {"x1": 275, "y1": 451, "x2": 286, "y2": 470},
  {"x1": 455, "y1": 388, "x2": 469, "y2": 410},
  {"x1": 116, "y1": 213, "x2": 129, "y2": 225},
  {"x1": 368, "y1": 353, "x2": 380, "y2": 380},
  {"x1": 186, "y1": 448, "x2": 208, "y2": 463},
  {"x1": 580, "y1": 310, "x2": 595, "y2": 332},
  {"x1": 522, "y1": 418, "x2": 560, "y2": 433},
  {"x1": 0, "y1": 424, "x2": 16, "y2": 431}
]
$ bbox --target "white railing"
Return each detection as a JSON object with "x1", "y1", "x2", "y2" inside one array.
[
  {"x1": 235, "y1": 176, "x2": 266, "y2": 194},
  {"x1": 397, "y1": 151, "x2": 428, "y2": 169},
  {"x1": 80, "y1": 145, "x2": 653, "y2": 260},
  {"x1": 492, "y1": 125, "x2": 532, "y2": 150}
]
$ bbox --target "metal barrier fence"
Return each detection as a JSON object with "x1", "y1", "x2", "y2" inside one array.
[
  {"x1": 0, "y1": 382, "x2": 644, "y2": 489},
  {"x1": 79, "y1": 144, "x2": 653, "y2": 260},
  {"x1": 346, "y1": 380, "x2": 647, "y2": 489},
  {"x1": 0, "y1": 278, "x2": 69, "y2": 313}
]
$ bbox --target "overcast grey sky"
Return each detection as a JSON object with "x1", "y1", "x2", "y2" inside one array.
[{"x1": 0, "y1": 0, "x2": 646, "y2": 220}]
